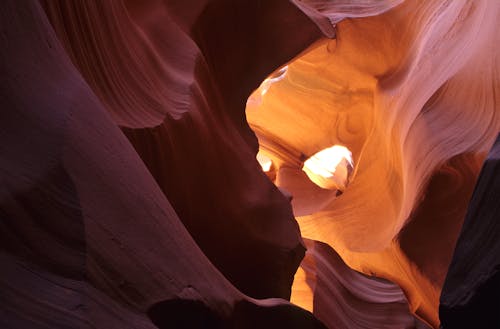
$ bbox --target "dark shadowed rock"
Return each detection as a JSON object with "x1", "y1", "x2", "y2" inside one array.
[{"x1": 440, "y1": 134, "x2": 500, "y2": 328}]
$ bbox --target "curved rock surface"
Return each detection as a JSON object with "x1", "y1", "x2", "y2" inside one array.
[
  {"x1": 291, "y1": 239, "x2": 430, "y2": 329},
  {"x1": 0, "y1": 0, "x2": 326, "y2": 328},
  {"x1": 40, "y1": 0, "x2": 323, "y2": 300}
]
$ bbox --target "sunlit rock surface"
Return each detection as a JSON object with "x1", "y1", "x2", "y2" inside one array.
[
  {"x1": 247, "y1": 0, "x2": 500, "y2": 327},
  {"x1": 1, "y1": 0, "x2": 499, "y2": 328}
]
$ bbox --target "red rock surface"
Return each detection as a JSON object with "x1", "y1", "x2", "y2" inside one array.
[
  {"x1": 40, "y1": 0, "x2": 323, "y2": 300},
  {"x1": 1, "y1": 0, "x2": 325, "y2": 327}
]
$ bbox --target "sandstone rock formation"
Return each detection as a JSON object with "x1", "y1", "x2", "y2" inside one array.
[
  {"x1": 1, "y1": 0, "x2": 499, "y2": 328},
  {"x1": 247, "y1": 0, "x2": 499, "y2": 326}
]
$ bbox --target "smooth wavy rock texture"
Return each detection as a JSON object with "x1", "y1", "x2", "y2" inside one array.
[
  {"x1": 247, "y1": 0, "x2": 499, "y2": 327},
  {"x1": 1, "y1": 0, "x2": 499, "y2": 328},
  {"x1": 0, "y1": 0, "x2": 326, "y2": 328},
  {"x1": 291, "y1": 239, "x2": 430, "y2": 329},
  {"x1": 39, "y1": 0, "x2": 327, "y2": 301}
]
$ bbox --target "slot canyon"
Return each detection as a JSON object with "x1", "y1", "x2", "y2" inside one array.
[{"x1": 1, "y1": 0, "x2": 499, "y2": 328}]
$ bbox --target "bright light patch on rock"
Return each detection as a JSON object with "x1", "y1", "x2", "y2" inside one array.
[
  {"x1": 257, "y1": 152, "x2": 273, "y2": 172},
  {"x1": 302, "y1": 145, "x2": 353, "y2": 191}
]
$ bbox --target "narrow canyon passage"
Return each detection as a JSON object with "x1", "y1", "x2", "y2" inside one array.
[{"x1": 1, "y1": 0, "x2": 499, "y2": 328}]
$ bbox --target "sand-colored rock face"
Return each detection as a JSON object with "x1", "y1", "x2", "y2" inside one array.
[
  {"x1": 1, "y1": 0, "x2": 499, "y2": 328},
  {"x1": 247, "y1": 0, "x2": 499, "y2": 327}
]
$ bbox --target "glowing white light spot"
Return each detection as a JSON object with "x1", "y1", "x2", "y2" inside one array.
[
  {"x1": 257, "y1": 152, "x2": 273, "y2": 172},
  {"x1": 302, "y1": 145, "x2": 353, "y2": 191}
]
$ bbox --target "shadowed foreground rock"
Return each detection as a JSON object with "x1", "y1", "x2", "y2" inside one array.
[
  {"x1": 40, "y1": 0, "x2": 324, "y2": 301},
  {"x1": 0, "y1": 0, "x2": 326, "y2": 327},
  {"x1": 440, "y1": 134, "x2": 500, "y2": 328}
]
